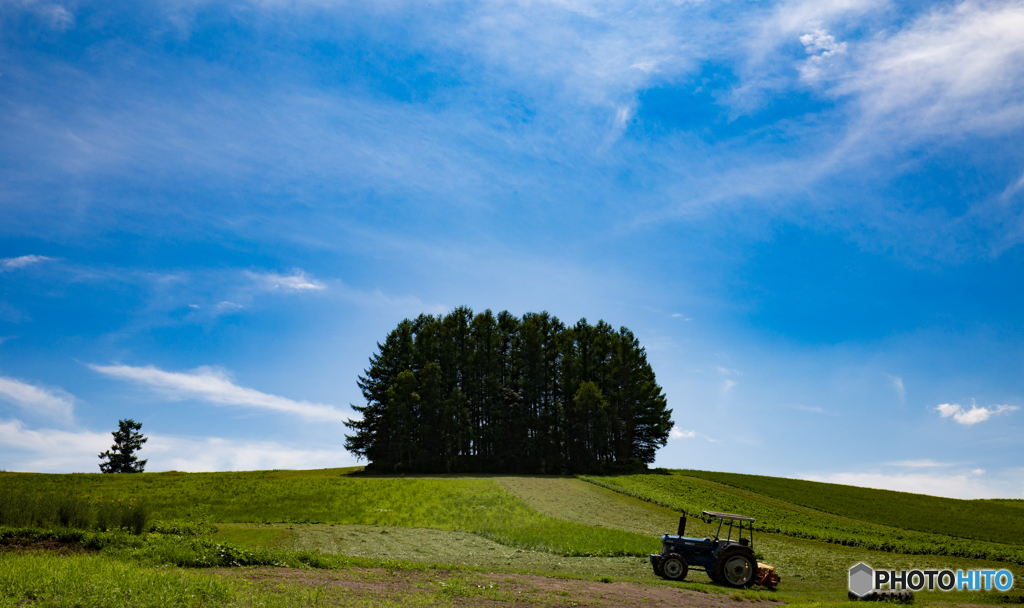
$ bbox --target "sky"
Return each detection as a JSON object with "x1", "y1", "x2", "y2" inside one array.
[{"x1": 1, "y1": 0, "x2": 1023, "y2": 499}]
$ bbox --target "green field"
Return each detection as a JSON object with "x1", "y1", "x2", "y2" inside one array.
[
  {"x1": 2, "y1": 468, "x2": 1021, "y2": 607},
  {"x1": 675, "y1": 469, "x2": 1024, "y2": 545},
  {"x1": 583, "y1": 473, "x2": 1024, "y2": 563}
]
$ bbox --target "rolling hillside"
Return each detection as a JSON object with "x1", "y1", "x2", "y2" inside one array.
[
  {"x1": 2, "y1": 467, "x2": 1022, "y2": 606},
  {"x1": 675, "y1": 469, "x2": 1024, "y2": 546}
]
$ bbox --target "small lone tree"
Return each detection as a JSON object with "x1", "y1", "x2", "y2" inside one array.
[{"x1": 98, "y1": 419, "x2": 148, "y2": 473}]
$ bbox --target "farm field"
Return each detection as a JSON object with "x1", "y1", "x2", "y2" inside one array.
[
  {"x1": 1, "y1": 468, "x2": 1021, "y2": 607},
  {"x1": 674, "y1": 469, "x2": 1024, "y2": 545},
  {"x1": 584, "y1": 473, "x2": 1024, "y2": 563}
]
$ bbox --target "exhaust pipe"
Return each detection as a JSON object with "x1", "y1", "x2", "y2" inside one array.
[{"x1": 677, "y1": 515, "x2": 687, "y2": 536}]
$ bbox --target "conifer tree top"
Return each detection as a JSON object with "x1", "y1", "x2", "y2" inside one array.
[{"x1": 98, "y1": 418, "x2": 148, "y2": 474}]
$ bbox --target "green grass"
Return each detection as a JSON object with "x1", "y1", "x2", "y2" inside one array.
[
  {"x1": 5, "y1": 468, "x2": 1023, "y2": 607},
  {"x1": 582, "y1": 473, "x2": 1024, "y2": 564},
  {"x1": 0, "y1": 552, "x2": 233, "y2": 608},
  {"x1": 0, "y1": 470, "x2": 657, "y2": 558},
  {"x1": 676, "y1": 469, "x2": 1024, "y2": 546}
]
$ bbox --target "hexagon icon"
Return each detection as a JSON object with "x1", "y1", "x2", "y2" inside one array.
[{"x1": 849, "y1": 563, "x2": 874, "y2": 597}]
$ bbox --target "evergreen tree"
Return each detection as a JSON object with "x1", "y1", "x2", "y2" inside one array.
[{"x1": 98, "y1": 419, "x2": 148, "y2": 473}]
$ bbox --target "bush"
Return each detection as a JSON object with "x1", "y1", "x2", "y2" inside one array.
[
  {"x1": 56, "y1": 494, "x2": 92, "y2": 529},
  {"x1": 94, "y1": 498, "x2": 151, "y2": 534},
  {"x1": 0, "y1": 490, "x2": 150, "y2": 534}
]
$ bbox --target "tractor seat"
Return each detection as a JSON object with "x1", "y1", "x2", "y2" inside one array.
[{"x1": 739, "y1": 538, "x2": 749, "y2": 546}]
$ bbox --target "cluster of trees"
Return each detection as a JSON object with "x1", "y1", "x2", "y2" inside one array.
[{"x1": 345, "y1": 307, "x2": 673, "y2": 473}]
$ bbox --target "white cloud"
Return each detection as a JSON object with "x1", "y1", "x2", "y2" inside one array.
[
  {"x1": 722, "y1": 379, "x2": 737, "y2": 392},
  {"x1": 0, "y1": 376, "x2": 75, "y2": 421},
  {"x1": 246, "y1": 270, "x2": 326, "y2": 292},
  {"x1": 799, "y1": 28, "x2": 847, "y2": 81},
  {"x1": 884, "y1": 374, "x2": 905, "y2": 404},
  {"x1": 670, "y1": 426, "x2": 697, "y2": 439},
  {"x1": 3, "y1": 1, "x2": 72, "y2": 30},
  {"x1": 0, "y1": 418, "x2": 357, "y2": 473},
  {"x1": 800, "y1": 470, "x2": 1024, "y2": 499},
  {"x1": 935, "y1": 402, "x2": 1019, "y2": 426},
  {"x1": 0, "y1": 255, "x2": 51, "y2": 270},
  {"x1": 800, "y1": 29, "x2": 845, "y2": 57},
  {"x1": 216, "y1": 301, "x2": 246, "y2": 312},
  {"x1": 669, "y1": 426, "x2": 717, "y2": 442},
  {"x1": 972, "y1": 468, "x2": 986, "y2": 475},
  {"x1": 1001, "y1": 168, "x2": 1024, "y2": 200},
  {"x1": 789, "y1": 404, "x2": 825, "y2": 413},
  {"x1": 886, "y1": 459, "x2": 956, "y2": 468},
  {"x1": 88, "y1": 363, "x2": 350, "y2": 423},
  {"x1": 834, "y1": 1, "x2": 1024, "y2": 140},
  {"x1": 147, "y1": 435, "x2": 357, "y2": 472},
  {"x1": 0, "y1": 419, "x2": 108, "y2": 471}
]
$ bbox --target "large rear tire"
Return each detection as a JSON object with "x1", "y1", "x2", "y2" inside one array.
[
  {"x1": 716, "y1": 553, "x2": 756, "y2": 587},
  {"x1": 661, "y1": 554, "x2": 688, "y2": 581}
]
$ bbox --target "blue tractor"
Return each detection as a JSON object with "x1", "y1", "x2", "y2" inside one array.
[{"x1": 650, "y1": 510, "x2": 778, "y2": 588}]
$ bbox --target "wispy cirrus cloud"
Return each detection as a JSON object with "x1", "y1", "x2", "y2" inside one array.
[
  {"x1": 884, "y1": 374, "x2": 905, "y2": 404},
  {"x1": 246, "y1": 270, "x2": 326, "y2": 292},
  {"x1": 936, "y1": 402, "x2": 1019, "y2": 426},
  {"x1": 88, "y1": 364, "x2": 349, "y2": 423},
  {"x1": 0, "y1": 376, "x2": 75, "y2": 421},
  {"x1": 833, "y1": 1, "x2": 1024, "y2": 142},
  {"x1": 1, "y1": 255, "x2": 52, "y2": 271}
]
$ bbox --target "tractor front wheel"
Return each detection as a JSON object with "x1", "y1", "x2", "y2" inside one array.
[
  {"x1": 717, "y1": 553, "x2": 756, "y2": 587},
  {"x1": 661, "y1": 554, "x2": 688, "y2": 581}
]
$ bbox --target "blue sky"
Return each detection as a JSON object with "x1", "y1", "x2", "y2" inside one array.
[{"x1": 2, "y1": 0, "x2": 1023, "y2": 498}]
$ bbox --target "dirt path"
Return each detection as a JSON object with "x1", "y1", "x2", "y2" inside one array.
[{"x1": 219, "y1": 566, "x2": 784, "y2": 607}]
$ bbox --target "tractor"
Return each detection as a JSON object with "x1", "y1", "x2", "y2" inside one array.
[{"x1": 650, "y1": 510, "x2": 780, "y2": 589}]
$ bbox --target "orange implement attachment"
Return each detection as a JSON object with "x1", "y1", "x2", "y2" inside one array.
[{"x1": 755, "y1": 563, "x2": 781, "y2": 589}]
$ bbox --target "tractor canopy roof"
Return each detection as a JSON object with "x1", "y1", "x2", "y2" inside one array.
[{"x1": 701, "y1": 510, "x2": 755, "y2": 523}]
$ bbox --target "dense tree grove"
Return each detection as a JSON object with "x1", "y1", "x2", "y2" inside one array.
[{"x1": 345, "y1": 308, "x2": 673, "y2": 473}]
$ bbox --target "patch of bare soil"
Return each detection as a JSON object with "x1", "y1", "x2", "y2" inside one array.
[
  {"x1": 0, "y1": 537, "x2": 95, "y2": 555},
  {"x1": 217, "y1": 566, "x2": 786, "y2": 607}
]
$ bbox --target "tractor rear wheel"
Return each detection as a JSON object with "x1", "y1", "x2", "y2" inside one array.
[
  {"x1": 716, "y1": 553, "x2": 756, "y2": 587},
  {"x1": 661, "y1": 554, "x2": 688, "y2": 581}
]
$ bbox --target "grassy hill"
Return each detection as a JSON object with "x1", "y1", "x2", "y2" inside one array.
[
  {"x1": 2, "y1": 467, "x2": 1022, "y2": 607},
  {"x1": 675, "y1": 469, "x2": 1024, "y2": 546},
  {"x1": 583, "y1": 473, "x2": 1024, "y2": 563}
]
